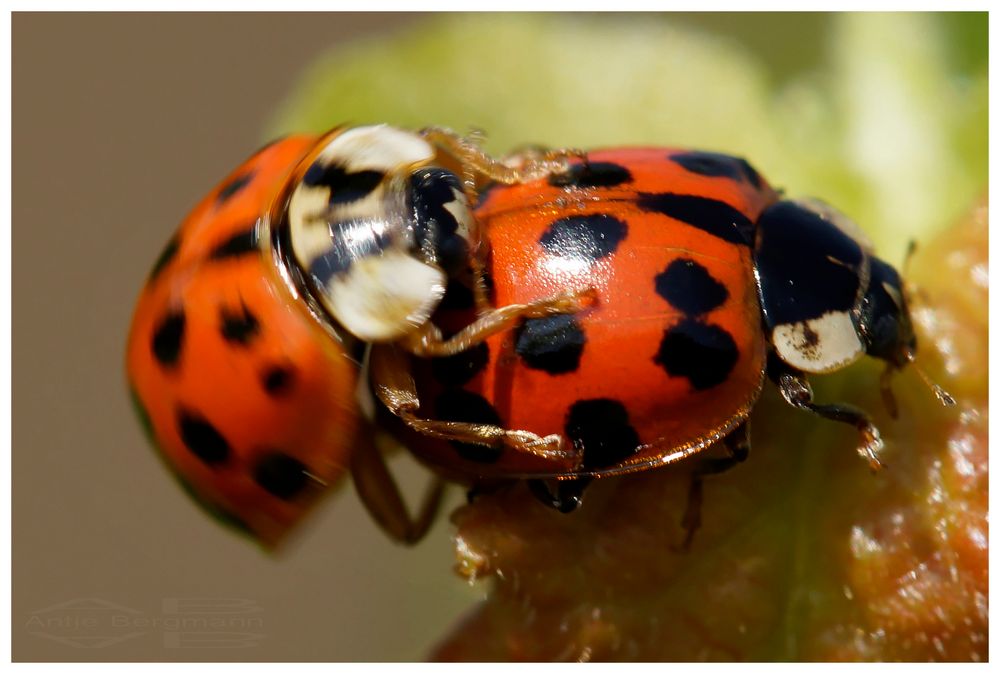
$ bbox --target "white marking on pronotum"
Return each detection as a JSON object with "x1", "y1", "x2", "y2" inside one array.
[
  {"x1": 772, "y1": 310, "x2": 864, "y2": 374},
  {"x1": 323, "y1": 250, "x2": 446, "y2": 341}
]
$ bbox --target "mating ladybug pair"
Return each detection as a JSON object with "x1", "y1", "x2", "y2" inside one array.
[{"x1": 126, "y1": 124, "x2": 953, "y2": 548}]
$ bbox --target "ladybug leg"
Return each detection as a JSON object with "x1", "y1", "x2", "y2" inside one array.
[
  {"x1": 370, "y1": 344, "x2": 583, "y2": 465},
  {"x1": 676, "y1": 422, "x2": 751, "y2": 551},
  {"x1": 527, "y1": 477, "x2": 593, "y2": 513},
  {"x1": 767, "y1": 354, "x2": 885, "y2": 471},
  {"x1": 350, "y1": 424, "x2": 445, "y2": 545},
  {"x1": 400, "y1": 288, "x2": 598, "y2": 358},
  {"x1": 420, "y1": 126, "x2": 584, "y2": 200}
]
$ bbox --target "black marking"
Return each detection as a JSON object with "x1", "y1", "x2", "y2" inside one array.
[
  {"x1": 654, "y1": 318, "x2": 739, "y2": 390},
  {"x1": 539, "y1": 214, "x2": 627, "y2": 262},
  {"x1": 148, "y1": 235, "x2": 180, "y2": 282},
  {"x1": 303, "y1": 161, "x2": 383, "y2": 205},
  {"x1": 307, "y1": 219, "x2": 392, "y2": 287},
  {"x1": 410, "y1": 168, "x2": 469, "y2": 275},
  {"x1": 252, "y1": 451, "x2": 310, "y2": 500},
  {"x1": 219, "y1": 304, "x2": 260, "y2": 345},
  {"x1": 755, "y1": 200, "x2": 865, "y2": 327},
  {"x1": 209, "y1": 227, "x2": 258, "y2": 260},
  {"x1": 515, "y1": 315, "x2": 586, "y2": 374},
  {"x1": 477, "y1": 180, "x2": 499, "y2": 206},
  {"x1": 437, "y1": 279, "x2": 476, "y2": 311},
  {"x1": 435, "y1": 390, "x2": 504, "y2": 464},
  {"x1": 151, "y1": 309, "x2": 185, "y2": 368},
  {"x1": 430, "y1": 343, "x2": 489, "y2": 387},
  {"x1": 654, "y1": 258, "x2": 729, "y2": 315},
  {"x1": 216, "y1": 171, "x2": 255, "y2": 205},
  {"x1": 177, "y1": 409, "x2": 231, "y2": 465},
  {"x1": 549, "y1": 161, "x2": 633, "y2": 188},
  {"x1": 637, "y1": 193, "x2": 754, "y2": 245},
  {"x1": 858, "y1": 256, "x2": 915, "y2": 363},
  {"x1": 565, "y1": 399, "x2": 641, "y2": 471},
  {"x1": 262, "y1": 365, "x2": 295, "y2": 396},
  {"x1": 130, "y1": 391, "x2": 254, "y2": 539},
  {"x1": 670, "y1": 151, "x2": 763, "y2": 188}
]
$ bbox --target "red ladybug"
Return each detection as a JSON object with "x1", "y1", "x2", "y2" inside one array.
[{"x1": 375, "y1": 147, "x2": 953, "y2": 542}]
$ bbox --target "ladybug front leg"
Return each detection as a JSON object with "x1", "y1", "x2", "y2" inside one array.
[
  {"x1": 400, "y1": 288, "x2": 597, "y2": 358},
  {"x1": 350, "y1": 423, "x2": 446, "y2": 545},
  {"x1": 767, "y1": 354, "x2": 884, "y2": 471},
  {"x1": 370, "y1": 344, "x2": 583, "y2": 466},
  {"x1": 676, "y1": 422, "x2": 751, "y2": 551},
  {"x1": 420, "y1": 126, "x2": 584, "y2": 200}
]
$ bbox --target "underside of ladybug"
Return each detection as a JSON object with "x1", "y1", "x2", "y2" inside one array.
[{"x1": 127, "y1": 124, "x2": 953, "y2": 548}]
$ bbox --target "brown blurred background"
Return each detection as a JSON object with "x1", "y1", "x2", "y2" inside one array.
[{"x1": 12, "y1": 12, "x2": 481, "y2": 662}]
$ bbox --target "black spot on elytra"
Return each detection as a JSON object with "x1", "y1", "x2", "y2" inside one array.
[
  {"x1": 216, "y1": 171, "x2": 255, "y2": 205},
  {"x1": 177, "y1": 409, "x2": 231, "y2": 465},
  {"x1": 303, "y1": 161, "x2": 383, "y2": 205},
  {"x1": 209, "y1": 227, "x2": 258, "y2": 260},
  {"x1": 515, "y1": 315, "x2": 586, "y2": 374},
  {"x1": 430, "y1": 343, "x2": 489, "y2": 387},
  {"x1": 549, "y1": 162, "x2": 633, "y2": 188},
  {"x1": 670, "y1": 151, "x2": 762, "y2": 188},
  {"x1": 654, "y1": 319, "x2": 739, "y2": 390},
  {"x1": 252, "y1": 451, "x2": 310, "y2": 500},
  {"x1": 654, "y1": 258, "x2": 729, "y2": 315},
  {"x1": 262, "y1": 365, "x2": 295, "y2": 396},
  {"x1": 219, "y1": 304, "x2": 260, "y2": 345},
  {"x1": 151, "y1": 308, "x2": 185, "y2": 368},
  {"x1": 565, "y1": 399, "x2": 641, "y2": 470},
  {"x1": 148, "y1": 235, "x2": 180, "y2": 282},
  {"x1": 637, "y1": 193, "x2": 753, "y2": 245},
  {"x1": 435, "y1": 390, "x2": 504, "y2": 464},
  {"x1": 539, "y1": 214, "x2": 627, "y2": 262}
]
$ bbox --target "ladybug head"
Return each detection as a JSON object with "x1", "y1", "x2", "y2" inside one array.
[
  {"x1": 858, "y1": 256, "x2": 916, "y2": 369},
  {"x1": 861, "y1": 254, "x2": 956, "y2": 413}
]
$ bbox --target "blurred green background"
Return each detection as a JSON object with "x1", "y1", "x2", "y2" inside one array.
[
  {"x1": 273, "y1": 13, "x2": 987, "y2": 262},
  {"x1": 13, "y1": 12, "x2": 986, "y2": 662}
]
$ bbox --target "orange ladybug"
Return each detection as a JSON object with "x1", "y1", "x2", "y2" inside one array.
[{"x1": 126, "y1": 125, "x2": 588, "y2": 546}]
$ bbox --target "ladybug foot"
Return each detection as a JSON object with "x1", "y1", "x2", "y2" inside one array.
[
  {"x1": 528, "y1": 478, "x2": 592, "y2": 513},
  {"x1": 770, "y1": 359, "x2": 887, "y2": 471},
  {"x1": 857, "y1": 424, "x2": 885, "y2": 473}
]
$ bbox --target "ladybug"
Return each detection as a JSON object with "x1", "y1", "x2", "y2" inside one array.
[
  {"x1": 126, "y1": 124, "x2": 592, "y2": 546},
  {"x1": 374, "y1": 147, "x2": 954, "y2": 542}
]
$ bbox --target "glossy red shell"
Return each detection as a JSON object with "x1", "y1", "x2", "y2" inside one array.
[
  {"x1": 403, "y1": 148, "x2": 780, "y2": 479},
  {"x1": 126, "y1": 136, "x2": 361, "y2": 546}
]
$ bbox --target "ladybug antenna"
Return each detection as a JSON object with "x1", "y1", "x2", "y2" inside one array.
[
  {"x1": 903, "y1": 239, "x2": 918, "y2": 276},
  {"x1": 903, "y1": 346, "x2": 957, "y2": 408},
  {"x1": 900, "y1": 239, "x2": 931, "y2": 308}
]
